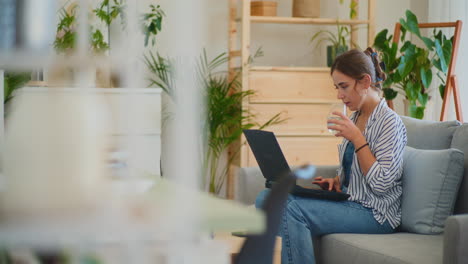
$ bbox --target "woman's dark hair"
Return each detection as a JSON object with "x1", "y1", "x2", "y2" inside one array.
[{"x1": 330, "y1": 47, "x2": 386, "y2": 91}]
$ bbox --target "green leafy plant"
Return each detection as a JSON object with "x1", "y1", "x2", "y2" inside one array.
[
  {"x1": 54, "y1": 5, "x2": 78, "y2": 53},
  {"x1": 198, "y1": 50, "x2": 284, "y2": 194},
  {"x1": 142, "y1": 4, "x2": 165, "y2": 47},
  {"x1": 0, "y1": 248, "x2": 12, "y2": 264},
  {"x1": 4, "y1": 72, "x2": 31, "y2": 104},
  {"x1": 339, "y1": 0, "x2": 358, "y2": 19},
  {"x1": 310, "y1": 23, "x2": 350, "y2": 66},
  {"x1": 54, "y1": 1, "x2": 163, "y2": 54},
  {"x1": 144, "y1": 51, "x2": 174, "y2": 97},
  {"x1": 145, "y1": 49, "x2": 285, "y2": 194},
  {"x1": 373, "y1": 10, "x2": 453, "y2": 119}
]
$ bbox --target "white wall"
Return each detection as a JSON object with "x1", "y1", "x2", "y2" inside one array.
[{"x1": 428, "y1": 0, "x2": 468, "y2": 122}]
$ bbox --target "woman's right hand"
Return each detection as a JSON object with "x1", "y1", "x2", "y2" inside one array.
[{"x1": 312, "y1": 176, "x2": 342, "y2": 192}]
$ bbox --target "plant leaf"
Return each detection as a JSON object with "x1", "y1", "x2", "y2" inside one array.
[
  {"x1": 421, "y1": 36, "x2": 434, "y2": 50},
  {"x1": 401, "y1": 10, "x2": 421, "y2": 37},
  {"x1": 382, "y1": 88, "x2": 398, "y2": 100},
  {"x1": 408, "y1": 104, "x2": 425, "y2": 119},
  {"x1": 418, "y1": 93, "x2": 428, "y2": 106},
  {"x1": 398, "y1": 55, "x2": 415, "y2": 79},
  {"x1": 373, "y1": 29, "x2": 389, "y2": 51},
  {"x1": 434, "y1": 39, "x2": 448, "y2": 73},
  {"x1": 420, "y1": 68, "x2": 432, "y2": 89},
  {"x1": 439, "y1": 83, "x2": 446, "y2": 98}
]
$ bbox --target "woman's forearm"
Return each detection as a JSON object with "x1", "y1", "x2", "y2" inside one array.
[{"x1": 352, "y1": 135, "x2": 376, "y2": 176}]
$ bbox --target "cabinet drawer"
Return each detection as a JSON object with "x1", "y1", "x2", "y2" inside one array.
[
  {"x1": 249, "y1": 103, "x2": 337, "y2": 135},
  {"x1": 249, "y1": 70, "x2": 336, "y2": 102},
  {"x1": 247, "y1": 136, "x2": 341, "y2": 166},
  {"x1": 104, "y1": 92, "x2": 162, "y2": 134}
]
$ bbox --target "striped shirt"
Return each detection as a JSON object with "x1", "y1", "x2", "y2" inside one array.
[{"x1": 337, "y1": 99, "x2": 407, "y2": 229}]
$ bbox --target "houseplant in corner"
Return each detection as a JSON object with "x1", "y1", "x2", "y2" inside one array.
[
  {"x1": 145, "y1": 49, "x2": 284, "y2": 195},
  {"x1": 373, "y1": 10, "x2": 453, "y2": 119}
]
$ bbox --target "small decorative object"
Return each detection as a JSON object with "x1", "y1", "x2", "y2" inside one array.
[
  {"x1": 292, "y1": 0, "x2": 320, "y2": 18},
  {"x1": 251, "y1": 1, "x2": 278, "y2": 16}
]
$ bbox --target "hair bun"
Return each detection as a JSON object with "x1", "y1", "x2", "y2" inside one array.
[{"x1": 364, "y1": 47, "x2": 386, "y2": 89}]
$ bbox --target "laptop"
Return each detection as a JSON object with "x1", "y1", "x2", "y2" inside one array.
[{"x1": 243, "y1": 129, "x2": 350, "y2": 201}]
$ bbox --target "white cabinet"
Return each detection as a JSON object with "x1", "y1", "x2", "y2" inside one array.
[{"x1": 10, "y1": 87, "x2": 163, "y2": 178}]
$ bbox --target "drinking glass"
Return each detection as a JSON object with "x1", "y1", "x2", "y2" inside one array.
[{"x1": 327, "y1": 103, "x2": 347, "y2": 135}]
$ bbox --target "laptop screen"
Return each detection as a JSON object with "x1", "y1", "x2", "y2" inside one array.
[{"x1": 243, "y1": 129, "x2": 291, "y2": 182}]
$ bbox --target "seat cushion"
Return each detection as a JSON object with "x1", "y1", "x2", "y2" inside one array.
[
  {"x1": 318, "y1": 233, "x2": 443, "y2": 264},
  {"x1": 401, "y1": 116, "x2": 460, "y2": 149},
  {"x1": 452, "y1": 124, "x2": 468, "y2": 214},
  {"x1": 401, "y1": 146, "x2": 464, "y2": 234}
]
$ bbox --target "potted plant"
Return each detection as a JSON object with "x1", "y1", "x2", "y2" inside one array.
[
  {"x1": 53, "y1": 0, "x2": 164, "y2": 87},
  {"x1": 310, "y1": 23, "x2": 350, "y2": 66},
  {"x1": 3, "y1": 71, "x2": 31, "y2": 105},
  {"x1": 373, "y1": 10, "x2": 453, "y2": 119},
  {"x1": 144, "y1": 49, "x2": 284, "y2": 195}
]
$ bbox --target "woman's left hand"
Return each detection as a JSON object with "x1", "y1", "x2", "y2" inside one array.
[{"x1": 327, "y1": 111, "x2": 362, "y2": 142}]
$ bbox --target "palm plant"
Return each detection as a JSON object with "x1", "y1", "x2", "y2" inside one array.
[
  {"x1": 145, "y1": 49, "x2": 284, "y2": 194},
  {"x1": 198, "y1": 50, "x2": 283, "y2": 194},
  {"x1": 4, "y1": 72, "x2": 31, "y2": 104},
  {"x1": 144, "y1": 51, "x2": 174, "y2": 98}
]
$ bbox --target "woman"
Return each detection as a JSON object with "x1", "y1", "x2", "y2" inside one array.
[{"x1": 255, "y1": 47, "x2": 407, "y2": 264}]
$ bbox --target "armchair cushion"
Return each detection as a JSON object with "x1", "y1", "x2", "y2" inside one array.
[
  {"x1": 451, "y1": 124, "x2": 468, "y2": 214},
  {"x1": 400, "y1": 116, "x2": 460, "y2": 150},
  {"x1": 401, "y1": 146, "x2": 464, "y2": 234},
  {"x1": 443, "y1": 214, "x2": 468, "y2": 264}
]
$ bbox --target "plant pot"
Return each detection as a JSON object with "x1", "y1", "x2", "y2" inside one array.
[
  {"x1": 292, "y1": 0, "x2": 320, "y2": 18},
  {"x1": 251, "y1": 1, "x2": 278, "y2": 16},
  {"x1": 327, "y1": 45, "x2": 348, "y2": 67}
]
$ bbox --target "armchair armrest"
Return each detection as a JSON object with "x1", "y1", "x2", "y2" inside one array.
[
  {"x1": 443, "y1": 214, "x2": 468, "y2": 264},
  {"x1": 234, "y1": 167, "x2": 265, "y2": 205},
  {"x1": 234, "y1": 165, "x2": 340, "y2": 205}
]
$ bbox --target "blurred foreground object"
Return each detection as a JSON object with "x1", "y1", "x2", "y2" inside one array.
[
  {"x1": 0, "y1": 0, "x2": 56, "y2": 52},
  {"x1": 1, "y1": 88, "x2": 111, "y2": 217}
]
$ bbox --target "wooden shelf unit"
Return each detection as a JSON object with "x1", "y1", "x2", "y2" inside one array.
[
  {"x1": 226, "y1": 0, "x2": 375, "y2": 199},
  {"x1": 247, "y1": 16, "x2": 370, "y2": 25}
]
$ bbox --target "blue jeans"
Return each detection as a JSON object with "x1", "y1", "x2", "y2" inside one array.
[{"x1": 255, "y1": 189, "x2": 395, "y2": 264}]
